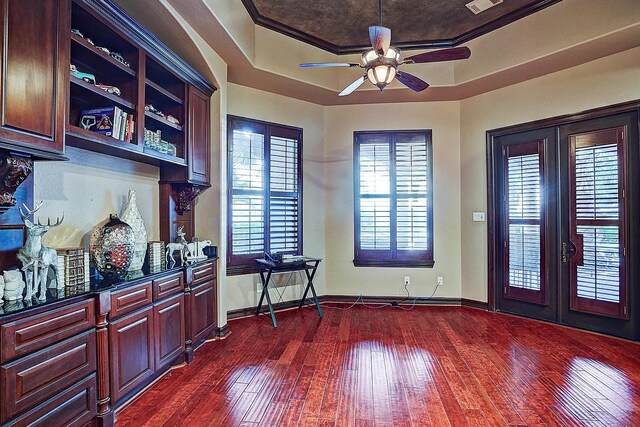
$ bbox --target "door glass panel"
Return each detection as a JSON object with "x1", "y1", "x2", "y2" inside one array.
[
  {"x1": 570, "y1": 128, "x2": 626, "y2": 318},
  {"x1": 504, "y1": 142, "x2": 545, "y2": 303}
]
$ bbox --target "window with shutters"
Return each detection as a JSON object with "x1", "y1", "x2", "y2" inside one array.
[
  {"x1": 503, "y1": 141, "x2": 545, "y2": 304},
  {"x1": 227, "y1": 116, "x2": 302, "y2": 275},
  {"x1": 353, "y1": 130, "x2": 434, "y2": 267}
]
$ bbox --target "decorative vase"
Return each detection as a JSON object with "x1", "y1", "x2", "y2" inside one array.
[
  {"x1": 89, "y1": 215, "x2": 135, "y2": 276},
  {"x1": 120, "y1": 190, "x2": 147, "y2": 271}
]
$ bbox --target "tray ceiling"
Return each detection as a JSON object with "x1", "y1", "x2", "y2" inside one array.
[{"x1": 241, "y1": 0, "x2": 561, "y2": 54}]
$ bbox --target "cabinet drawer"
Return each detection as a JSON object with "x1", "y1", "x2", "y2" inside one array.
[
  {"x1": 7, "y1": 373, "x2": 97, "y2": 427},
  {"x1": 153, "y1": 272, "x2": 184, "y2": 301},
  {"x1": 192, "y1": 261, "x2": 215, "y2": 285},
  {"x1": 111, "y1": 281, "x2": 153, "y2": 318},
  {"x1": 1, "y1": 330, "x2": 96, "y2": 423},
  {"x1": 1, "y1": 299, "x2": 95, "y2": 363}
]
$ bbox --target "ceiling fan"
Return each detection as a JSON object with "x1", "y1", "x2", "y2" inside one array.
[{"x1": 299, "y1": 0, "x2": 471, "y2": 96}]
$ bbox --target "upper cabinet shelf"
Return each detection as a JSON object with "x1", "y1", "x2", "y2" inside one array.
[
  {"x1": 66, "y1": 0, "x2": 219, "y2": 170},
  {"x1": 71, "y1": 32, "x2": 136, "y2": 77}
]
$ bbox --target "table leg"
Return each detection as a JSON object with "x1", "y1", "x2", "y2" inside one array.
[
  {"x1": 256, "y1": 269, "x2": 269, "y2": 316},
  {"x1": 303, "y1": 261, "x2": 323, "y2": 318},
  {"x1": 257, "y1": 267, "x2": 278, "y2": 327}
]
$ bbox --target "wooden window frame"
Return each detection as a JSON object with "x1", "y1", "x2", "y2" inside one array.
[
  {"x1": 353, "y1": 130, "x2": 434, "y2": 268},
  {"x1": 227, "y1": 115, "x2": 303, "y2": 276}
]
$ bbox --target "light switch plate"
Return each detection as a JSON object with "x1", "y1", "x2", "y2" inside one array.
[{"x1": 472, "y1": 212, "x2": 486, "y2": 222}]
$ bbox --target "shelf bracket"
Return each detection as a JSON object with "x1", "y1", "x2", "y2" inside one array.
[
  {"x1": 173, "y1": 184, "x2": 201, "y2": 216},
  {"x1": 0, "y1": 150, "x2": 33, "y2": 215}
]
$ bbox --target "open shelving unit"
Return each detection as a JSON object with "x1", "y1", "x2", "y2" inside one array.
[{"x1": 66, "y1": 0, "x2": 189, "y2": 167}]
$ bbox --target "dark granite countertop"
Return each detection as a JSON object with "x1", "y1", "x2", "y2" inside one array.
[{"x1": 0, "y1": 257, "x2": 218, "y2": 319}]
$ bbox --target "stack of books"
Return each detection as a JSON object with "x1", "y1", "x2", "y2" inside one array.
[
  {"x1": 148, "y1": 241, "x2": 165, "y2": 267},
  {"x1": 56, "y1": 248, "x2": 87, "y2": 291},
  {"x1": 80, "y1": 106, "x2": 135, "y2": 142}
]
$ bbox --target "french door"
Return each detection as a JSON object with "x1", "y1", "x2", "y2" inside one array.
[{"x1": 489, "y1": 109, "x2": 639, "y2": 339}]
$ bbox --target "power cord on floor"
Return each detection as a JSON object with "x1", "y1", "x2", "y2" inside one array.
[{"x1": 301, "y1": 278, "x2": 441, "y2": 312}]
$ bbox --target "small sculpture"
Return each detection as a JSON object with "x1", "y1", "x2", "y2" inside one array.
[
  {"x1": 3, "y1": 270, "x2": 25, "y2": 301},
  {"x1": 17, "y1": 202, "x2": 63, "y2": 301},
  {"x1": 165, "y1": 226, "x2": 190, "y2": 265},
  {"x1": 186, "y1": 240, "x2": 212, "y2": 260},
  {"x1": 120, "y1": 190, "x2": 147, "y2": 271}
]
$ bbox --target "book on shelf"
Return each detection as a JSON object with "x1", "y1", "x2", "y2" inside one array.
[
  {"x1": 148, "y1": 241, "x2": 165, "y2": 267},
  {"x1": 79, "y1": 106, "x2": 134, "y2": 142},
  {"x1": 56, "y1": 247, "x2": 87, "y2": 288}
]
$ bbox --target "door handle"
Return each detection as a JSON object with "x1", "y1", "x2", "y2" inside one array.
[{"x1": 562, "y1": 234, "x2": 584, "y2": 266}]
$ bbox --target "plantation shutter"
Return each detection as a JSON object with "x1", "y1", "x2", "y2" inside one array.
[
  {"x1": 269, "y1": 134, "x2": 300, "y2": 253},
  {"x1": 396, "y1": 134, "x2": 429, "y2": 254},
  {"x1": 570, "y1": 127, "x2": 626, "y2": 318},
  {"x1": 354, "y1": 131, "x2": 433, "y2": 266},
  {"x1": 358, "y1": 135, "x2": 391, "y2": 253},
  {"x1": 227, "y1": 117, "x2": 303, "y2": 274},
  {"x1": 504, "y1": 141, "x2": 545, "y2": 304},
  {"x1": 230, "y1": 127, "x2": 265, "y2": 256}
]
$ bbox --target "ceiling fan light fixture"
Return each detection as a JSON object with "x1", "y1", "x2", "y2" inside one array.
[{"x1": 367, "y1": 64, "x2": 396, "y2": 90}]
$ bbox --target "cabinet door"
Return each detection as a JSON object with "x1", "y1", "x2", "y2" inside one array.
[
  {"x1": 0, "y1": 0, "x2": 67, "y2": 154},
  {"x1": 187, "y1": 86, "x2": 210, "y2": 185},
  {"x1": 190, "y1": 279, "x2": 216, "y2": 344},
  {"x1": 154, "y1": 293, "x2": 185, "y2": 370},
  {"x1": 109, "y1": 307, "x2": 154, "y2": 403}
]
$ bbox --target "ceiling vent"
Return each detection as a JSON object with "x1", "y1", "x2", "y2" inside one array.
[{"x1": 465, "y1": 0, "x2": 503, "y2": 14}]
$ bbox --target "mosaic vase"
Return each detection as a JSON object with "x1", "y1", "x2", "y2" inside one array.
[
  {"x1": 120, "y1": 190, "x2": 147, "y2": 271},
  {"x1": 89, "y1": 215, "x2": 135, "y2": 276}
]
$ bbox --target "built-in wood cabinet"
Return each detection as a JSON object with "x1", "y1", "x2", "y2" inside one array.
[
  {"x1": 0, "y1": 297, "x2": 98, "y2": 426},
  {"x1": 154, "y1": 293, "x2": 185, "y2": 370},
  {"x1": 0, "y1": 0, "x2": 68, "y2": 157},
  {"x1": 108, "y1": 306, "x2": 155, "y2": 403}
]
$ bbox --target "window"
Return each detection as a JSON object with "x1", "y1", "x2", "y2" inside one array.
[
  {"x1": 353, "y1": 130, "x2": 434, "y2": 267},
  {"x1": 227, "y1": 116, "x2": 302, "y2": 275}
]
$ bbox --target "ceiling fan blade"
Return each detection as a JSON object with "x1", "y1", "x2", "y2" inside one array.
[
  {"x1": 299, "y1": 62, "x2": 360, "y2": 68},
  {"x1": 404, "y1": 46, "x2": 471, "y2": 64},
  {"x1": 369, "y1": 26, "x2": 391, "y2": 55},
  {"x1": 339, "y1": 76, "x2": 366, "y2": 96},
  {"x1": 396, "y1": 71, "x2": 430, "y2": 92}
]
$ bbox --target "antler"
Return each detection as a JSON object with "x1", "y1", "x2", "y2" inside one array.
[
  {"x1": 19, "y1": 201, "x2": 44, "y2": 228},
  {"x1": 37, "y1": 213, "x2": 64, "y2": 228}
]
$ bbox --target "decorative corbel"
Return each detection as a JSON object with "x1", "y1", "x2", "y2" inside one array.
[
  {"x1": 0, "y1": 151, "x2": 33, "y2": 214},
  {"x1": 173, "y1": 184, "x2": 201, "y2": 216}
]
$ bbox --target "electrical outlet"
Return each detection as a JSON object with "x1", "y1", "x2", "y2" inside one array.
[
  {"x1": 404, "y1": 276, "x2": 410, "y2": 286},
  {"x1": 437, "y1": 277, "x2": 444, "y2": 286}
]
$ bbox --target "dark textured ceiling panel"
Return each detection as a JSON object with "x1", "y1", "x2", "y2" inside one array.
[{"x1": 242, "y1": 0, "x2": 562, "y2": 53}]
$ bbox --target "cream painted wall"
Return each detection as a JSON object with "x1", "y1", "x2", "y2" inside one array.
[
  {"x1": 225, "y1": 83, "x2": 326, "y2": 311},
  {"x1": 323, "y1": 102, "x2": 462, "y2": 299},
  {"x1": 459, "y1": 46, "x2": 640, "y2": 303},
  {"x1": 34, "y1": 147, "x2": 160, "y2": 249}
]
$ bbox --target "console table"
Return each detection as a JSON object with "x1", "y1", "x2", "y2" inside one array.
[{"x1": 255, "y1": 257, "x2": 323, "y2": 327}]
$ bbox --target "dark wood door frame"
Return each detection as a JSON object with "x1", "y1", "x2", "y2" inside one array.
[{"x1": 487, "y1": 99, "x2": 640, "y2": 313}]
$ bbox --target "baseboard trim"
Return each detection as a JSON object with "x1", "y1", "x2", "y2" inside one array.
[
  {"x1": 227, "y1": 295, "x2": 489, "y2": 319},
  {"x1": 323, "y1": 295, "x2": 461, "y2": 305},
  {"x1": 216, "y1": 324, "x2": 231, "y2": 338},
  {"x1": 460, "y1": 298, "x2": 489, "y2": 310}
]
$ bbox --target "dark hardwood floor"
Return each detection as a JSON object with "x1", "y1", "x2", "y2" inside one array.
[{"x1": 116, "y1": 305, "x2": 640, "y2": 426}]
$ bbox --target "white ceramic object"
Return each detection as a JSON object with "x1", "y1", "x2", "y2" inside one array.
[
  {"x1": 121, "y1": 190, "x2": 147, "y2": 271},
  {"x1": 3, "y1": 270, "x2": 25, "y2": 301},
  {"x1": 0, "y1": 275, "x2": 4, "y2": 301}
]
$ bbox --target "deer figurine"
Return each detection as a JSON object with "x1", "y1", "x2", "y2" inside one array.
[
  {"x1": 16, "y1": 202, "x2": 64, "y2": 301},
  {"x1": 165, "y1": 226, "x2": 190, "y2": 265}
]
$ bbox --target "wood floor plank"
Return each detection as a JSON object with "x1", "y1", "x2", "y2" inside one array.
[{"x1": 117, "y1": 306, "x2": 640, "y2": 427}]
